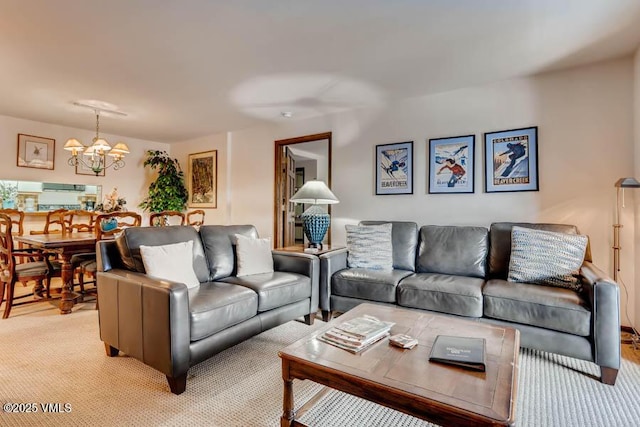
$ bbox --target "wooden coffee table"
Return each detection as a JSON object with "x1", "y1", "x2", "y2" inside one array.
[{"x1": 279, "y1": 303, "x2": 519, "y2": 426}]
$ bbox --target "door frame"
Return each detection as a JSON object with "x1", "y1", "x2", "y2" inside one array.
[{"x1": 273, "y1": 131, "x2": 332, "y2": 248}]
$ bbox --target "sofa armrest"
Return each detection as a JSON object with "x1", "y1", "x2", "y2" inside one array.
[
  {"x1": 96, "y1": 240, "x2": 123, "y2": 272},
  {"x1": 272, "y1": 251, "x2": 320, "y2": 314},
  {"x1": 580, "y1": 261, "x2": 621, "y2": 370},
  {"x1": 97, "y1": 269, "x2": 191, "y2": 378},
  {"x1": 318, "y1": 248, "x2": 348, "y2": 312}
]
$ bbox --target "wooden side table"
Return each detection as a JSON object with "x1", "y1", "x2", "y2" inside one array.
[{"x1": 274, "y1": 245, "x2": 345, "y2": 256}]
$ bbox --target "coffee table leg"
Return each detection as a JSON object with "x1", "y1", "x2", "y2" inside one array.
[{"x1": 281, "y1": 359, "x2": 295, "y2": 427}]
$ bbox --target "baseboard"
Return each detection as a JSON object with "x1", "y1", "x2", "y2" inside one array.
[{"x1": 622, "y1": 326, "x2": 635, "y2": 334}]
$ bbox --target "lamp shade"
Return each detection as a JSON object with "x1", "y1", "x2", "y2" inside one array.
[
  {"x1": 615, "y1": 177, "x2": 640, "y2": 188},
  {"x1": 63, "y1": 138, "x2": 84, "y2": 151},
  {"x1": 290, "y1": 180, "x2": 339, "y2": 205},
  {"x1": 109, "y1": 142, "x2": 130, "y2": 157}
]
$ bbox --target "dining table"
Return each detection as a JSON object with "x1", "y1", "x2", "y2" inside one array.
[{"x1": 14, "y1": 231, "x2": 98, "y2": 315}]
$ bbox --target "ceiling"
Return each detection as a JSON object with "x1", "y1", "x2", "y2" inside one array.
[{"x1": 1, "y1": 0, "x2": 640, "y2": 143}]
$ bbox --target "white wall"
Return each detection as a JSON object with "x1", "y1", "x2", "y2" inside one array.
[
  {"x1": 175, "y1": 57, "x2": 636, "y2": 325},
  {"x1": 0, "y1": 115, "x2": 169, "y2": 221}
]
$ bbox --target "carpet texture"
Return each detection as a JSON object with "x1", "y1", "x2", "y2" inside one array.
[{"x1": 0, "y1": 302, "x2": 639, "y2": 426}]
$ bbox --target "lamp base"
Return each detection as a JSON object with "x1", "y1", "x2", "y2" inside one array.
[
  {"x1": 307, "y1": 241, "x2": 324, "y2": 250},
  {"x1": 300, "y1": 205, "x2": 330, "y2": 249}
]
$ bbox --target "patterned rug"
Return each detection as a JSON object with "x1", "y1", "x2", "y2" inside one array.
[{"x1": 0, "y1": 303, "x2": 639, "y2": 426}]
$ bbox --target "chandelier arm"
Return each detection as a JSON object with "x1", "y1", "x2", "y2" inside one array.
[{"x1": 112, "y1": 159, "x2": 126, "y2": 171}]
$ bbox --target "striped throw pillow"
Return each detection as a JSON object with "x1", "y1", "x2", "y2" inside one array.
[
  {"x1": 507, "y1": 226, "x2": 587, "y2": 291},
  {"x1": 346, "y1": 223, "x2": 393, "y2": 270}
]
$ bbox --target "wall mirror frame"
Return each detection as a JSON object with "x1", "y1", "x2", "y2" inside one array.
[{"x1": 273, "y1": 132, "x2": 332, "y2": 248}]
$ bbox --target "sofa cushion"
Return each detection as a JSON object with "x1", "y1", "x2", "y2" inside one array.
[
  {"x1": 332, "y1": 268, "x2": 413, "y2": 303},
  {"x1": 139, "y1": 241, "x2": 200, "y2": 289},
  {"x1": 221, "y1": 271, "x2": 311, "y2": 312},
  {"x1": 416, "y1": 225, "x2": 488, "y2": 278},
  {"x1": 188, "y1": 281, "x2": 258, "y2": 341},
  {"x1": 116, "y1": 226, "x2": 209, "y2": 282},
  {"x1": 346, "y1": 223, "x2": 393, "y2": 270},
  {"x1": 483, "y1": 279, "x2": 591, "y2": 336},
  {"x1": 199, "y1": 225, "x2": 258, "y2": 280},
  {"x1": 508, "y1": 226, "x2": 587, "y2": 291},
  {"x1": 488, "y1": 222, "x2": 592, "y2": 279},
  {"x1": 361, "y1": 221, "x2": 418, "y2": 271},
  {"x1": 234, "y1": 234, "x2": 274, "y2": 277},
  {"x1": 397, "y1": 273, "x2": 484, "y2": 317}
]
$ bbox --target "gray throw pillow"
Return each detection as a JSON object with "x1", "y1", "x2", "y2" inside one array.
[
  {"x1": 507, "y1": 226, "x2": 587, "y2": 291},
  {"x1": 346, "y1": 223, "x2": 393, "y2": 270}
]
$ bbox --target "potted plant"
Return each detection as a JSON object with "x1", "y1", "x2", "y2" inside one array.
[
  {"x1": 0, "y1": 182, "x2": 18, "y2": 209},
  {"x1": 139, "y1": 150, "x2": 188, "y2": 219}
]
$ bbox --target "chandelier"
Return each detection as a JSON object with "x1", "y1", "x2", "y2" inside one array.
[{"x1": 63, "y1": 104, "x2": 130, "y2": 176}]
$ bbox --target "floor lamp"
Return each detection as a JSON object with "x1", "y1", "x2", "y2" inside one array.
[{"x1": 613, "y1": 177, "x2": 640, "y2": 282}]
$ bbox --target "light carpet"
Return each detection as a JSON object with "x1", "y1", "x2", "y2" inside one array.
[{"x1": 0, "y1": 302, "x2": 639, "y2": 426}]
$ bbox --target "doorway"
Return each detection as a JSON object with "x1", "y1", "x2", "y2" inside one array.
[{"x1": 274, "y1": 132, "x2": 332, "y2": 248}]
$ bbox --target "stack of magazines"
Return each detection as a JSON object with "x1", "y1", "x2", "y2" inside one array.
[{"x1": 317, "y1": 315, "x2": 395, "y2": 353}]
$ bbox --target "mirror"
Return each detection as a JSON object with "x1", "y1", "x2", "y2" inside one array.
[
  {"x1": 0, "y1": 180, "x2": 102, "y2": 212},
  {"x1": 274, "y1": 132, "x2": 332, "y2": 248}
]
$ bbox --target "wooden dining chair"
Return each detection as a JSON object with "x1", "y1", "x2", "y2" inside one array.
[
  {"x1": 27, "y1": 209, "x2": 68, "y2": 297},
  {"x1": 77, "y1": 212, "x2": 142, "y2": 309},
  {"x1": 0, "y1": 213, "x2": 54, "y2": 319},
  {"x1": 150, "y1": 210, "x2": 185, "y2": 227},
  {"x1": 186, "y1": 209, "x2": 205, "y2": 227},
  {"x1": 67, "y1": 210, "x2": 99, "y2": 295},
  {"x1": 0, "y1": 208, "x2": 26, "y2": 264},
  {"x1": 30, "y1": 208, "x2": 69, "y2": 235},
  {"x1": 67, "y1": 210, "x2": 97, "y2": 233},
  {"x1": 96, "y1": 212, "x2": 142, "y2": 239}
]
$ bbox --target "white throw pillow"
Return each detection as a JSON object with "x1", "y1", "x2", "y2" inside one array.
[
  {"x1": 346, "y1": 223, "x2": 393, "y2": 271},
  {"x1": 139, "y1": 241, "x2": 200, "y2": 289},
  {"x1": 235, "y1": 234, "x2": 274, "y2": 277},
  {"x1": 507, "y1": 226, "x2": 588, "y2": 291}
]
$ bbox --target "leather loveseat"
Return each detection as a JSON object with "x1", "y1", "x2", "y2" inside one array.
[
  {"x1": 96, "y1": 225, "x2": 318, "y2": 394},
  {"x1": 319, "y1": 221, "x2": 621, "y2": 385}
]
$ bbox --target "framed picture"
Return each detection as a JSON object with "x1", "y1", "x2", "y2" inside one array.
[
  {"x1": 188, "y1": 150, "x2": 217, "y2": 208},
  {"x1": 428, "y1": 135, "x2": 475, "y2": 194},
  {"x1": 75, "y1": 154, "x2": 106, "y2": 176},
  {"x1": 376, "y1": 141, "x2": 413, "y2": 195},
  {"x1": 17, "y1": 134, "x2": 55, "y2": 170},
  {"x1": 484, "y1": 126, "x2": 538, "y2": 193}
]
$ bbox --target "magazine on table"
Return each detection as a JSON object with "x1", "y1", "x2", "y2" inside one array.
[
  {"x1": 318, "y1": 328, "x2": 390, "y2": 354},
  {"x1": 428, "y1": 335, "x2": 486, "y2": 372},
  {"x1": 318, "y1": 314, "x2": 395, "y2": 353},
  {"x1": 333, "y1": 315, "x2": 395, "y2": 340}
]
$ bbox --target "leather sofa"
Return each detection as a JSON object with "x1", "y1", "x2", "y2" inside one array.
[
  {"x1": 319, "y1": 221, "x2": 621, "y2": 385},
  {"x1": 96, "y1": 225, "x2": 318, "y2": 394}
]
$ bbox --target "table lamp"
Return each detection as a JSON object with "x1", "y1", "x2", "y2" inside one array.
[
  {"x1": 290, "y1": 180, "x2": 339, "y2": 250},
  {"x1": 613, "y1": 177, "x2": 640, "y2": 282}
]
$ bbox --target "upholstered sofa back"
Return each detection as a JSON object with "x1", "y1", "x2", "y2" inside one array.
[
  {"x1": 199, "y1": 225, "x2": 258, "y2": 280},
  {"x1": 488, "y1": 222, "x2": 592, "y2": 279},
  {"x1": 115, "y1": 224, "x2": 264, "y2": 283},
  {"x1": 116, "y1": 226, "x2": 210, "y2": 282},
  {"x1": 416, "y1": 225, "x2": 488, "y2": 278},
  {"x1": 360, "y1": 220, "x2": 418, "y2": 271}
]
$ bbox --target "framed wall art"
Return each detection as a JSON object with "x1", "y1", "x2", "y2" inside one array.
[
  {"x1": 17, "y1": 134, "x2": 55, "y2": 170},
  {"x1": 428, "y1": 135, "x2": 475, "y2": 194},
  {"x1": 484, "y1": 126, "x2": 538, "y2": 193},
  {"x1": 187, "y1": 150, "x2": 217, "y2": 208},
  {"x1": 376, "y1": 141, "x2": 413, "y2": 195}
]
